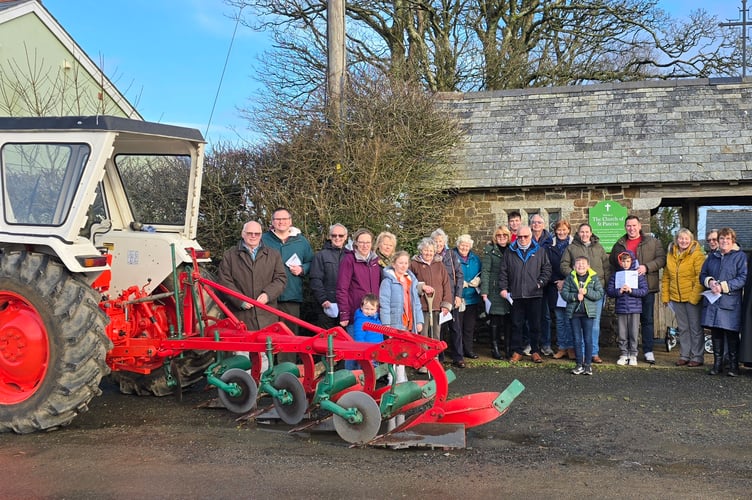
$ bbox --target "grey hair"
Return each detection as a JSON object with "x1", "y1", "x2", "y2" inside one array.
[
  {"x1": 456, "y1": 233, "x2": 474, "y2": 247},
  {"x1": 417, "y1": 237, "x2": 436, "y2": 252},
  {"x1": 329, "y1": 223, "x2": 348, "y2": 236},
  {"x1": 431, "y1": 228, "x2": 447, "y2": 240}
]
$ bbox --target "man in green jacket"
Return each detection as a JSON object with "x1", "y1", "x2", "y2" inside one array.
[{"x1": 261, "y1": 208, "x2": 314, "y2": 334}]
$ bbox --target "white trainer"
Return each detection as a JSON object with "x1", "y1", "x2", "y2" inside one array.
[
  {"x1": 523, "y1": 345, "x2": 532, "y2": 356},
  {"x1": 628, "y1": 356, "x2": 638, "y2": 366},
  {"x1": 572, "y1": 364, "x2": 585, "y2": 375},
  {"x1": 617, "y1": 356, "x2": 628, "y2": 366},
  {"x1": 644, "y1": 352, "x2": 655, "y2": 364}
]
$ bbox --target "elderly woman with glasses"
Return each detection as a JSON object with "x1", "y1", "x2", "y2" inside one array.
[
  {"x1": 481, "y1": 225, "x2": 512, "y2": 359},
  {"x1": 310, "y1": 223, "x2": 349, "y2": 329},
  {"x1": 701, "y1": 227, "x2": 748, "y2": 376}
]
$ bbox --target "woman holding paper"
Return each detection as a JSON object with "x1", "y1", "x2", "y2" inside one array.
[
  {"x1": 700, "y1": 227, "x2": 748, "y2": 376},
  {"x1": 454, "y1": 234, "x2": 482, "y2": 362},
  {"x1": 661, "y1": 228, "x2": 706, "y2": 367}
]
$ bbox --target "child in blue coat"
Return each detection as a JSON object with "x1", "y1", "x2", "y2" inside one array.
[
  {"x1": 607, "y1": 250, "x2": 648, "y2": 366},
  {"x1": 345, "y1": 294, "x2": 383, "y2": 370}
]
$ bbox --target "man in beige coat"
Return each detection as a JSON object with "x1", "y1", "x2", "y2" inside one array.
[{"x1": 217, "y1": 221, "x2": 287, "y2": 330}]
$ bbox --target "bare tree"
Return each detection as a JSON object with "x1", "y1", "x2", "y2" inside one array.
[{"x1": 229, "y1": 0, "x2": 739, "y2": 104}]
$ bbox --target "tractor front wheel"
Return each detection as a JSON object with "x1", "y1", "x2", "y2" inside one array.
[{"x1": 0, "y1": 251, "x2": 111, "y2": 433}]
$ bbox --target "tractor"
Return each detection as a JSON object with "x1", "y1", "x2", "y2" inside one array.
[{"x1": 0, "y1": 115, "x2": 523, "y2": 447}]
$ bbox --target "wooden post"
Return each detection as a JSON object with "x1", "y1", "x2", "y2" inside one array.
[{"x1": 327, "y1": 0, "x2": 346, "y2": 123}]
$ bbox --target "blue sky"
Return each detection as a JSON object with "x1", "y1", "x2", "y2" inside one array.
[{"x1": 43, "y1": 1, "x2": 742, "y2": 147}]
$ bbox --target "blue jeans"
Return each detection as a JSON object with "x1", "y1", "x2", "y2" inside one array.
[
  {"x1": 591, "y1": 296, "x2": 604, "y2": 356},
  {"x1": 540, "y1": 299, "x2": 551, "y2": 348},
  {"x1": 571, "y1": 315, "x2": 594, "y2": 367},
  {"x1": 554, "y1": 307, "x2": 573, "y2": 349},
  {"x1": 640, "y1": 292, "x2": 656, "y2": 354}
]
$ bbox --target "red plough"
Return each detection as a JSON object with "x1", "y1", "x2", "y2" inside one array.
[{"x1": 105, "y1": 257, "x2": 525, "y2": 448}]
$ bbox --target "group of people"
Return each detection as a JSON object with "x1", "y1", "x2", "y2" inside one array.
[{"x1": 215, "y1": 207, "x2": 750, "y2": 378}]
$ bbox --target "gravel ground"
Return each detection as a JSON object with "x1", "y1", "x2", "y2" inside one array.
[{"x1": 2, "y1": 345, "x2": 752, "y2": 499}]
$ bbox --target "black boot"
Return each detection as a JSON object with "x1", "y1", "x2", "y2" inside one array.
[
  {"x1": 709, "y1": 334, "x2": 723, "y2": 375},
  {"x1": 727, "y1": 332, "x2": 740, "y2": 377},
  {"x1": 490, "y1": 322, "x2": 503, "y2": 360},
  {"x1": 503, "y1": 320, "x2": 512, "y2": 359}
]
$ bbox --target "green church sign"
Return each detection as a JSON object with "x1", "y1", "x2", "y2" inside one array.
[{"x1": 589, "y1": 200, "x2": 628, "y2": 253}]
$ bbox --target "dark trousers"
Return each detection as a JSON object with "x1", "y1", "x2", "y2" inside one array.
[
  {"x1": 510, "y1": 297, "x2": 542, "y2": 355},
  {"x1": 454, "y1": 303, "x2": 479, "y2": 358}
]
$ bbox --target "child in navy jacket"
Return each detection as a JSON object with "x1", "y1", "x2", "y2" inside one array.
[{"x1": 607, "y1": 250, "x2": 648, "y2": 366}]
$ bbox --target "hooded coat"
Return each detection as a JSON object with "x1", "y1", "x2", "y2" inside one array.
[
  {"x1": 560, "y1": 232, "x2": 610, "y2": 286},
  {"x1": 609, "y1": 230, "x2": 666, "y2": 293},
  {"x1": 562, "y1": 266, "x2": 605, "y2": 319},
  {"x1": 335, "y1": 249, "x2": 382, "y2": 324},
  {"x1": 700, "y1": 244, "x2": 748, "y2": 332},
  {"x1": 661, "y1": 240, "x2": 705, "y2": 305},
  {"x1": 409, "y1": 254, "x2": 452, "y2": 312},
  {"x1": 607, "y1": 250, "x2": 648, "y2": 314},
  {"x1": 379, "y1": 266, "x2": 424, "y2": 333}
]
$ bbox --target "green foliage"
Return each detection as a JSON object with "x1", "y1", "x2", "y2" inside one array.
[
  {"x1": 651, "y1": 206, "x2": 680, "y2": 249},
  {"x1": 200, "y1": 73, "x2": 463, "y2": 257}
]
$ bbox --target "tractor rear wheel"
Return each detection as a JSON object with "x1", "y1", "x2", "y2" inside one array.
[{"x1": 0, "y1": 251, "x2": 111, "y2": 433}]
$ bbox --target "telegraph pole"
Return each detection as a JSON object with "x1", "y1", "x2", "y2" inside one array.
[
  {"x1": 327, "y1": 0, "x2": 346, "y2": 122},
  {"x1": 720, "y1": 0, "x2": 751, "y2": 78}
]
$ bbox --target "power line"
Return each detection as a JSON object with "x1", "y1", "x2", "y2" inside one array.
[{"x1": 205, "y1": 6, "x2": 244, "y2": 139}]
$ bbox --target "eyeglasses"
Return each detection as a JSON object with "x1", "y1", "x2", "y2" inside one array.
[
  {"x1": 495, "y1": 234, "x2": 508, "y2": 238},
  {"x1": 707, "y1": 238, "x2": 717, "y2": 242},
  {"x1": 243, "y1": 232, "x2": 261, "y2": 237},
  {"x1": 272, "y1": 217, "x2": 291, "y2": 221},
  {"x1": 517, "y1": 234, "x2": 531, "y2": 239},
  {"x1": 331, "y1": 234, "x2": 346, "y2": 238},
  {"x1": 531, "y1": 220, "x2": 544, "y2": 225}
]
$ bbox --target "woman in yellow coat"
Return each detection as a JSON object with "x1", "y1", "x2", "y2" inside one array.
[{"x1": 661, "y1": 228, "x2": 706, "y2": 366}]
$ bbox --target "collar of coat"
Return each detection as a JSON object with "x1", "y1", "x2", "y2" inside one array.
[
  {"x1": 570, "y1": 267, "x2": 597, "y2": 286},
  {"x1": 509, "y1": 238, "x2": 540, "y2": 262}
]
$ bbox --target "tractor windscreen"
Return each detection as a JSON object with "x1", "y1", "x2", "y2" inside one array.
[
  {"x1": 1, "y1": 143, "x2": 89, "y2": 226},
  {"x1": 115, "y1": 154, "x2": 192, "y2": 226}
]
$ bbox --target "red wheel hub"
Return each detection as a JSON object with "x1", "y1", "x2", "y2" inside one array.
[{"x1": 0, "y1": 292, "x2": 49, "y2": 404}]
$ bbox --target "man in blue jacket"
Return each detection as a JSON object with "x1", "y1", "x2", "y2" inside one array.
[{"x1": 499, "y1": 225, "x2": 552, "y2": 363}]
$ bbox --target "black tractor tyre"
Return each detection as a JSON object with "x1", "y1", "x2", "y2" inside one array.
[
  {"x1": 109, "y1": 265, "x2": 219, "y2": 397},
  {"x1": 0, "y1": 250, "x2": 111, "y2": 433}
]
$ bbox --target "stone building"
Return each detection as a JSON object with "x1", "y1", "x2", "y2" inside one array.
[{"x1": 437, "y1": 78, "x2": 752, "y2": 249}]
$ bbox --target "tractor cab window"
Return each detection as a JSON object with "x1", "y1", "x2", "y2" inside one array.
[
  {"x1": 114, "y1": 154, "x2": 191, "y2": 226},
  {"x1": 0, "y1": 143, "x2": 89, "y2": 226}
]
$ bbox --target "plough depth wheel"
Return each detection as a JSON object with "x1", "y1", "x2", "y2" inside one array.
[
  {"x1": 272, "y1": 372, "x2": 307, "y2": 425},
  {"x1": 217, "y1": 368, "x2": 258, "y2": 414},
  {"x1": 333, "y1": 391, "x2": 382, "y2": 445}
]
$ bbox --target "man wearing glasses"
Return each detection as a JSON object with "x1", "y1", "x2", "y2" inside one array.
[
  {"x1": 217, "y1": 220, "x2": 287, "y2": 330},
  {"x1": 261, "y1": 208, "x2": 314, "y2": 334},
  {"x1": 499, "y1": 225, "x2": 552, "y2": 363},
  {"x1": 336, "y1": 228, "x2": 382, "y2": 331},
  {"x1": 310, "y1": 223, "x2": 349, "y2": 328}
]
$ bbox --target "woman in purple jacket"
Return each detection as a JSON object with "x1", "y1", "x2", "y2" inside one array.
[{"x1": 335, "y1": 228, "x2": 382, "y2": 331}]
